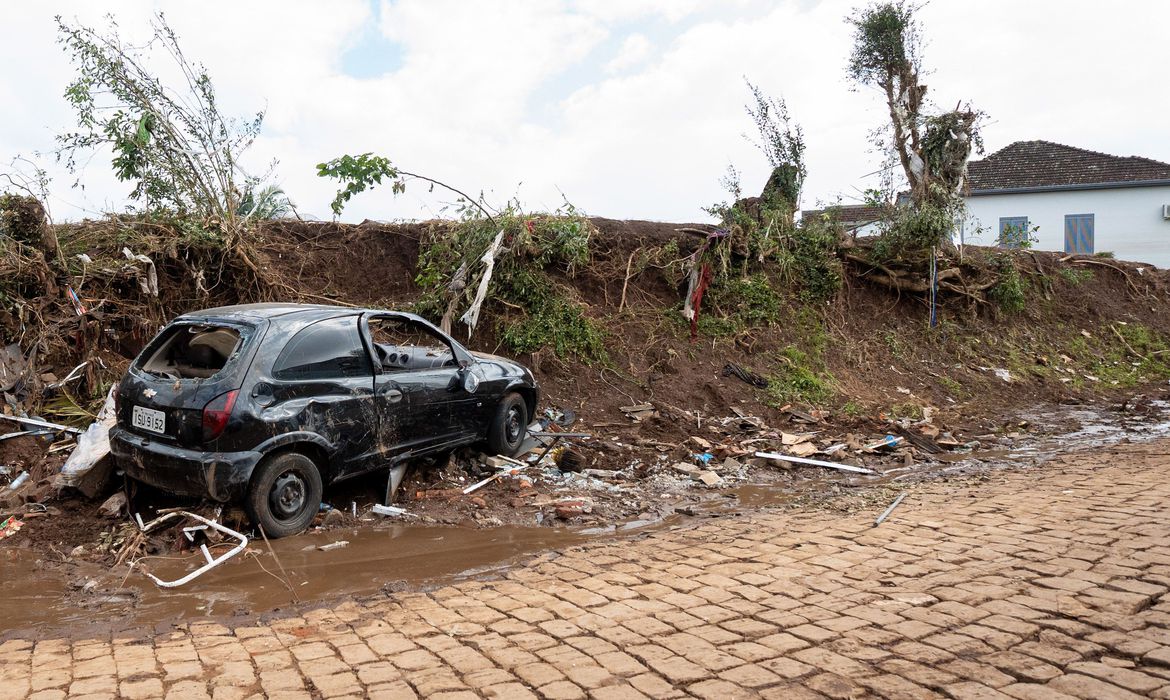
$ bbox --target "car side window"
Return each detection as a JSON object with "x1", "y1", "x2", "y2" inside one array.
[
  {"x1": 368, "y1": 317, "x2": 456, "y2": 372},
  {"x1": 273, "y1": 317, "x2": 372, "y2": 380}
]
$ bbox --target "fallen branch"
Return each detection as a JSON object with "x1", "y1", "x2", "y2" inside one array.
[
  {"x1": 618, "y1": 251, "x2": 636, "y2": 313},
  {"x1": 1109, "y1": 324, "x2": 1166, "y2": 360}
]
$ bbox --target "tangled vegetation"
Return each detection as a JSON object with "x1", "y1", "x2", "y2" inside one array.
[
  {"x1": 989, "y1": 254, "x2": 1027, "y2": 313},
  {"x1": 685, "y1": 78, "x2": 842, "y2": 349},
  {"x1": 414, "y1": 203, "x2": 607, "y2": 362},
  {"x1": 55, "y1": 14, "x2": 286, "y2": 234}
]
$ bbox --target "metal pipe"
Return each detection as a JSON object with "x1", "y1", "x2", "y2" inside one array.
[{"x1": 874, "y1": 493, "x2": 908, "y2": 527}]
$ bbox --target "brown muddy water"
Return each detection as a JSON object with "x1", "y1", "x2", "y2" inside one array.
[
  {"x1": 4, "y1": 399, "x2": 1170, "y2": 640},
  {"x1": 0, "y1": 523, "x2": 589, "y2": 639}
]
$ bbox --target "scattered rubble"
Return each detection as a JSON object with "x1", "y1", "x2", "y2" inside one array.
[{"x1": 6, "y1": 378, "x2": 1170, "y2": 621}]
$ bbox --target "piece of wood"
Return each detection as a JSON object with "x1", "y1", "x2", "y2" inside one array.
[
  {"x1": 754, "y1": 451, "x2": 875, "y2": 475},
  {"x1": 620, "y1": 404, "x2": 654, "y2": 413},
  {"x1": 618, "y1": 251, "x2": 636, "y2": 312}
]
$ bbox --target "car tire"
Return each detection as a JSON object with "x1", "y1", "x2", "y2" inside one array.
[
  {"x1": 487, "y1": 393, "x2": 528, "y2": 456},
  {"x1": 245, "y1": 451, "x2": 323, "y2": 538}
]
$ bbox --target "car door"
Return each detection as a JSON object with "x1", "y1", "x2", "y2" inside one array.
[
  {"x1": 266, "y1": 315, "x2": 378, "y2": 478},
  {"x1": 363, "y1": 314, "x2": 473, "y2": 453}
]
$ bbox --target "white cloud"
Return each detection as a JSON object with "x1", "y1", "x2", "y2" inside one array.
[
  {"x1": 1, "y1": 0, "x2": 1168, "y2": 225},
  {"x1": 571, "y1": 0, "x2": 703, "y2": 24},
  {"x1": 605, "y1": 34, "x2": 653, "y2": 74}
]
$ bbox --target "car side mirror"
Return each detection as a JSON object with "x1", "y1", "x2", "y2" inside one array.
[{"x1": 461, "y1": 366, "x2": 480, "y2": 394}]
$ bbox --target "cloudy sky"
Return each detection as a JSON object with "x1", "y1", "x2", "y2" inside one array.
[{"x1": 2, "y1": 0, "x2": 1167, "y2": 224}]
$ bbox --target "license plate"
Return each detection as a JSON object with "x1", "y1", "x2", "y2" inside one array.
[{"x1": 132, "y1": 405, "x2": 166, "y2": 434}]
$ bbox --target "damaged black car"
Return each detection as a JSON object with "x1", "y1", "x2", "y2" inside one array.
[{"x1": 109, "y1": 303, "x2": 539, "y2": 537}]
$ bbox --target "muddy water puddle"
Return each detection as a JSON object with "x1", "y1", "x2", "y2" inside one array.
[
  {"x1": 6, "y1": 400, "x2": 1170, "y2": 640},
  {"x1": 1, "y1": 523, "x2": 587, "y2": 639}
]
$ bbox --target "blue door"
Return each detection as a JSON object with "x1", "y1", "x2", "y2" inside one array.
[{"x1": 1064, "y1": 214, "x2": 1094, "y2": 254}]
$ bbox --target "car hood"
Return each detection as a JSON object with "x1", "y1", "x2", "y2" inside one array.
[
  {"x1": 471, "y1": 351, "x2": 516, "y2": 363},
  {"x1": 471, "y1": 351, "x2": 531, "y2": 379}
]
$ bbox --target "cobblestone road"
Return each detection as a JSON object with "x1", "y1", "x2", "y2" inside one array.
[{"x1": 4, "y1": 442, "x2": 1170, "y2": 699}]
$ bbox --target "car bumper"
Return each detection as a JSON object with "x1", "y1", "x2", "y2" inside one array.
[{"x1": 109, "y1": 426, "x2": 262, "y2": 502}]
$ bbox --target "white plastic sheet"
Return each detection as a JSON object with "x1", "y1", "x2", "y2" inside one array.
[{"x1": 56, "y1": 388, "x2": 116, "y2": 489}]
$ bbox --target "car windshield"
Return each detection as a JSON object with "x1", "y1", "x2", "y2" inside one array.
[
  {"x1": 137, "y1": 323, "x2": 248, "y2": 380},
  {"x1": 368, "y1": 317, "x2": 456, "y2": 370}
]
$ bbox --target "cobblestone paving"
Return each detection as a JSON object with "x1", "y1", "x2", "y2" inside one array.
[{"x1": 4, "y1": 443, "x2": 1170, "y2": 699}]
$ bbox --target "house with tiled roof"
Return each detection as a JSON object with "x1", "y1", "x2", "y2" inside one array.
[
  {"x1": 799, "y1": 203, "x2": 885, "y2": 236},
  {"x1": 960, "y1": 141, "x2": 1170, "y2": 266}
]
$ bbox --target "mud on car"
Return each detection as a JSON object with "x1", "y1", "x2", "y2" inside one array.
[{"x1": 109, "y1": 304, "x2": 539, "y2": 537}]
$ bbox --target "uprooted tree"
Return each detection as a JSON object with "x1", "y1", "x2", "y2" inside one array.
[
  {"x1": 1, "y1": 13, "x2": 306, "y2": 417},
  {"x1": 686, "y1": 80, "x2": 840, "y2": 339},
  {"x1": 55, "y1": 13, "x2": 290, "y2": 233},
  {"x1": 46, "y1": 12, "x2": 298, "y2": 307},
  {"x1": 844, "y1": 1, "x2": 1005, "y2": 306}
]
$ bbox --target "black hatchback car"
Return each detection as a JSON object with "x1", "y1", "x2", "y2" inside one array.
[{"x1": 109, "y1": 304, "x2": 539, "y2": 536}]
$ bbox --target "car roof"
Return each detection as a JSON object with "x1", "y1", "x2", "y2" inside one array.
[{"x1": 177, "y1": 303, "x2": 426, "y2": 325}]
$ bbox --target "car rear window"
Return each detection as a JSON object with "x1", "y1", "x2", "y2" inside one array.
[
  {"x1": 137, "y1": 323, "x2": 249, "y2": 380},
  {"x1": 273, "y1": 316, "x2": 371, "y2": 380}
]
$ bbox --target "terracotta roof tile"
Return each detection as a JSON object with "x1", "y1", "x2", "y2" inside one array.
[
  {"x1": 968, "y1": 140, "x2": 1170, "y2": 192},
  {"x1": 800, "y1": 204, "x2": 884, "y2": 226}
]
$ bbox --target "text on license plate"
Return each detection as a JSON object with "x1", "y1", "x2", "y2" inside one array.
[{"x1": 132, "y1": 405, "x2": 166, "y2": 434}]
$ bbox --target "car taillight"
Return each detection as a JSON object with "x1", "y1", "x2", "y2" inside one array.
[{"x1": 202, "y1": 390, "x2": 238, "y2": 441}]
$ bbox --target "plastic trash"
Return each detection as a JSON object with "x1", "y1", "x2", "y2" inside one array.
[
  {"x1": 7, "y1": 471, "x2": 29, "y2": 491},
  {"x1": 56, "y1": 388, "x2": 116, "y2": 492},
  {"x1": 0, "y1": 516, "x2": 24, "y2": 540},
  {"x1": 863, "y1": 435, "x2": 904, "y2": 451}
]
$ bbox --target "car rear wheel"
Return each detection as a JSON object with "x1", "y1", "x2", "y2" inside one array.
[
  {"x1": 246, "y1": 451, "x2": 322, "y2": 538},
  {"x1": 487, "y1": 393, "x2": 528, "y2": 456}
]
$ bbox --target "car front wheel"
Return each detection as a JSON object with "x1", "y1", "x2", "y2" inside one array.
[
  {"x1": 245, "y1": 451, "x2": 323, "y2": 538},
  {"x1": 487, "y1": 393, "x2": 528, "y2": 456}
]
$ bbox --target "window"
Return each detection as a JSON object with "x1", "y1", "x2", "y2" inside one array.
[
  {"x1": 998, "y1": 217, "x2": 1030, "y2": 248},
  {"x1": 1064, "y1": 214, "x2": 1095, "y2": 255},
  {"x1": 368, "y1": 317, "x2": 456, "y2": 372},
  {"x1": 273, "y1": 317, "x2": 371, "y2": 380},
  {"x1": 138, "y1": 323, "x2": 247, "y2": 380}
]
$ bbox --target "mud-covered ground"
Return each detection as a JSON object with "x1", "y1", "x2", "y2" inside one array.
[{"x1": 4, "y1": 390, "x2": 1170, "y2": 641}]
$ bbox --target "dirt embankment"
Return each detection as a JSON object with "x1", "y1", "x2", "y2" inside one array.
[
  {"x1": 6, "y1": 216, "x2": 1169, "y2": 420},
  {"x1": 242, "y1": 218, "x2": 1170, "y2": 429},
  {"x1": 6, "y1": 215, "x2": 1170, "y2": 481}
]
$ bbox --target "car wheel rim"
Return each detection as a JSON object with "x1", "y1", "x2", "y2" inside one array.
[
  {"x1": 505, "y1": 405, "x2": 523, "y2": 445},
  {"x1": 271, "y1": 471, "x2": 306, "y2": 520}
]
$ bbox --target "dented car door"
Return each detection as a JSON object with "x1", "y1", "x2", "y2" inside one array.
[
  {"x1": 263, "y1": 315, "x2": 378, "y2": 477},
  {"x1": 363, "y1": 313, "x2": 474, "y2": 455}
]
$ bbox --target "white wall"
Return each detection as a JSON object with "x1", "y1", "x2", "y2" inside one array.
[
  {"x1": 960, "y1": 185, "x2": 1170, "y2": 267},
  {"x1": 851, "y1": 221, "x2": 882, "y2": 237}
]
